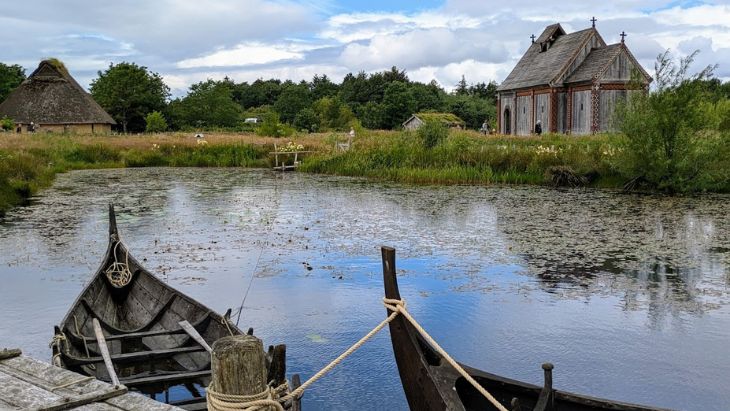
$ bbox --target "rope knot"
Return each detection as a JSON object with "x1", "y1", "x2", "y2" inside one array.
[{"x1": 382, "y1": 298, "x2": 406, "y2": 312}]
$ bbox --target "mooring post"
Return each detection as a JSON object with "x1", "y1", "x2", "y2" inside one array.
[{"x1": 210, "y1": 335, "x2": 268, "y2": 396}]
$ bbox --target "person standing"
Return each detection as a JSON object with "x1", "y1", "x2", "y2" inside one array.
[{"x1": 535, "y1": 120, "x2": 542, "y2": 136}]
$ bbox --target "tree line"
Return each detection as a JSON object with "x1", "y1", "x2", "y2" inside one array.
[{"x1": 0, "y1": 61, "x2": 499, "y2": 134}]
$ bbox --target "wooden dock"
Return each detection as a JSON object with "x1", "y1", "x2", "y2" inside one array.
[
  {"x1": 270, "y1": 149, "x2": 313, "y2": 171},
  {"x1": 0, "y1": 349, "x2": 183, "y2": 411}
]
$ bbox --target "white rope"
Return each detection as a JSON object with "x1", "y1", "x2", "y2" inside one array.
[
  {"x1": 383, "y1": 298, "x2": 509, "y2": 411},
  {"x1": 206, "y1": 297, "x2": 508, "y2": 411},
  {"x1": 105, "y1": 238, "x2": 132, "y2": 287},
  {"x1": 207, "y1": 383, "x2": 289, "y2": 411}
]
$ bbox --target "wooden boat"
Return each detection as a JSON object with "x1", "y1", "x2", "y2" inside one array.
[
  {"x1": 51, "y1": 205, "x2": 296, "y2": 410},
  {"x1": 381, "y1": 246, "x2": 672, "y2": 411}
]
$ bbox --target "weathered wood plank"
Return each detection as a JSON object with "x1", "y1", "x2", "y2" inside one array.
[
  {"x1": 92, "y1": 318, "x2": 120, "y2": 386},
  {"x1": 0, "y1": 369, "x2": 61, "y2": 409},
  {"x1": 64, "y1": 346, "x2": 205, "y2": 366},
  {"x1": 178, "y1": 321, "x2": 212, "y2": 353},
  {"x1": 31, "y1": 386, "x2": 128, "y2": 411},
  {"x1": 0, "y1": 348, "x2": 22, "y2": 360},
  {"x1": 120, "y1": 370, "x2": 210, "y2": 387}
]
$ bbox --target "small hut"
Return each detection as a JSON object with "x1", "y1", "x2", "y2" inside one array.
[
  {"x1": 0, "y1": 59, "x2": 115, "y2": 134},
  {"x1": 403, "y1": 112, "x2": 466, "y2": 130}
]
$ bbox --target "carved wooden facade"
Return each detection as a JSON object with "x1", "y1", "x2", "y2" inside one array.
[{"x1": 497, "y1": 23, "x2": 651, "y2": 135}]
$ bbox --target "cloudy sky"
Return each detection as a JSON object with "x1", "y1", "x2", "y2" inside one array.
[{"x1": 2, "y1": 0, "x2": 729, "y2": 96}]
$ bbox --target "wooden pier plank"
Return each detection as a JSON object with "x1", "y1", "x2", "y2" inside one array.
[{"x1": 0, "y1": 355, "x2": 182, "y2": 410}]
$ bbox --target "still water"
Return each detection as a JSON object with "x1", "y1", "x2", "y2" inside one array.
[{"x1": 0, "y1": 168, "x2": 728, "y2": 410}]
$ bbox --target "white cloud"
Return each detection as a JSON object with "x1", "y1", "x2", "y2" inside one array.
[{"x1": 177, "y1": 43, "x2": 307, "y2": 68}]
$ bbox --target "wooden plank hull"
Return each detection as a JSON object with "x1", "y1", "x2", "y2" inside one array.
[
  {"x1": 381, "y1": 246, "x2": 673, "y2": 411},
  {"x1": 51, "y1": 205, "x2": 242, "y2": 405}
]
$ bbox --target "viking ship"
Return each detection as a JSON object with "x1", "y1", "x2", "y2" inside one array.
[
  {"x1": 51, "y1": 205, "x2": 296, "y2": 410},
  {"x1": 381, "y1": 246, "x2": 672, "y2": 411}
]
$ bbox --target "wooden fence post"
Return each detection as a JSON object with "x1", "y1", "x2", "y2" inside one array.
[{"x1": 210, "y1": 335, "x2": 267, "y2": 396}]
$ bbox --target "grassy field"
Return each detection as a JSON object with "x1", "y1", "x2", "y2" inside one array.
[{"x1": 0, "y1": 128, "x2": 701, "y2": 216}]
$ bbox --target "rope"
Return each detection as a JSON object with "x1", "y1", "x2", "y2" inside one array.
[
  {"x1": 207, "y1": 383, "x2": 289, "y2": 411},
  {"x1": 52, "y1": 376, "x2": 95, "y2": 391},
  {"x1": 236, "y1": 242, "x2": 265, "y2": 327},
  {"x1": 382, "y1": 298, "x2": 509, "y2": 411},
  {"x1": 106, "y1": 239, "x2": 132, "y2": 287},
  {"x1": 206, "y1": 297, "x2": 508, "y2": 411},
  {"x1": 49, "y1": 333, "x2": 68, "y2": 367},
  {"x1": 222, "y1": 316, "x2": 235, "y2": 337}
]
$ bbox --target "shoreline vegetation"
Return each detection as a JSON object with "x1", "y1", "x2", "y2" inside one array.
[{"x1": 2, "y1": 129, "x2": 728, "y2": 216}]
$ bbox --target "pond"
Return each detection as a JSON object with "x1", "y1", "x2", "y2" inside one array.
[{"x1": 0, "y1": 168, "x2": 728, "y2": 410}]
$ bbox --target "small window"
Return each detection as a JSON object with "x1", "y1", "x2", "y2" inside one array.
[
  {"x1": 541, "y1": 106, "x2": 544, "y2": 113},
  {"x1": 523, "y1": 107, "x2": 526, "y2": 114},
  {"x1": 540, "y1": 43, "x2": 548, "y2": 52},
  {"x1": 580, "y1": 103, "x2": 584, "y2": 111}
]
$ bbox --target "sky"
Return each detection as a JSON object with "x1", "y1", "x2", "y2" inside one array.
[{"x1": 2, "y1": 0, "x2": 729, "y2": 96}]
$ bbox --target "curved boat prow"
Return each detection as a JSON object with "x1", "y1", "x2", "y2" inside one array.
[{"x1": 108, "y1": 203, "x2": 118, "y2": 238}]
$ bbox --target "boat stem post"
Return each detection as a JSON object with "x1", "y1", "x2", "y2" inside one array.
[{"x1": 210, "y1": 335, "x2": 268, "y2": 396}]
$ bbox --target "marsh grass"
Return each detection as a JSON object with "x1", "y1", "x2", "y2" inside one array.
[
  {"x1": 301, "y1": 129, "x2": 621, "y2": 186},
  {"x1": 0, "y1": 132, "x2": 326, "y2": 214}
]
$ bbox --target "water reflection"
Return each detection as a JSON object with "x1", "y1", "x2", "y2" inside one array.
[{"x1": 0, "y1": 168, "x2": 729, "y2": 410}]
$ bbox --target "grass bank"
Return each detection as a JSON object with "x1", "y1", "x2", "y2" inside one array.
[
  {"x1": 0, "y1": 132, "x2": 329, "y2": 215},
  {"x1": 301, "y1": 130, "x2": 625, "y2": 187}
]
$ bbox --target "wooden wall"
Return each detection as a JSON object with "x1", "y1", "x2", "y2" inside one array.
[
  {"x1": 557, "y1": 92, "x2": 567, "y2": 133},
  {"x1": 515, "y1": 95, "x2": 532, "y2": 136},
  {"x1": 602, "y1": 52, "x2": 634, "y2": 82},
  {"x1": 403, "y1": 117, "x2": 424, "y2": 131},
  {"x1": 571, "y1": 90, "x2": 592, "y2": 135},
  {"x1": 599, "y1": 90, "x2": 627, "y2": 132},
  {"x1": 535, "y1": 94, "x2": 550, "y2": 132},
  {"x1": 14, "y1": 123, "x2": 112, "y2": 134}
]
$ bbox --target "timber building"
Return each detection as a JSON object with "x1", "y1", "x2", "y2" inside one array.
[
  {"x1": 497, "y1": 22, "x2": 651, "y2": 135},
  {"x1": 0, "y1": 60, "x2": 115, "y2": 134}
]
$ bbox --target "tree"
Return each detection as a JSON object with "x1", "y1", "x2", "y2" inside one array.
[
  {"x1": 145, "y1": 111, "x2": 168, "y2": 132},
  {"x1": 90, "y1": 62, "x2": 169, "y2": 133},
  {"x1": 274, "y1": 81, "x2": 312, "y2": 124},
  {"x1": 360, "y1": 101, "x2": 386, "y2": 129},
  {"x1": 0, "y1": 63, "x2": 25, "y2": 103},
  {"x1": 617, "y1": 50, "x2": 725, "y2": 192},
  {"x1": 1, "y1": 116, "x2": 13, "y2": 131},
  {"x1": 382, "y1": 81, "x2": 416, "y2": 129},
  {"x1": 168, "y1": 80, "x2": 241, "y2": 129},
  {"x1": 455, "y1": 75, "x2": 469, "y2": 95},
  {"x1": 313, "y1": 97, "x2": 355, "y2": 131},
  {"x1": 445, "y1": 94, "x2": 495, "y2": 129},
  {"x1": 293, "y1": 108, "x2": 319, "y2": 132},
  {"x1": 310, "y1": 74, "x2": 339, "y2": 100}
]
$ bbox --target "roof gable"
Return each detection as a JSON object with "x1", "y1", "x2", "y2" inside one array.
[
  {"x1": 565, "y1": 43, "x2": 652, "y2": 84},
  {"x1": 498, "y1": 26, "x2": 600, "y2": 91}
]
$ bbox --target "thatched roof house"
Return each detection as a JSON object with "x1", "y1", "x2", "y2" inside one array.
[
  {"x1": 496, "y1": 22, "x2": 651, "y2": 135},
  {"x1": 403, "y1": 112, "x2": 466, "y2": 130},
  {"x1": 0, "y1": 59, "x2": 115, "y2": 134}
]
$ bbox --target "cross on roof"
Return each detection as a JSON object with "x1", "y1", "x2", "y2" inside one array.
[
  {"x1": 530, "y1": 34, "x2": 536, "y2": 43},
  {"x1": 591, "y1": 17, "x2": 597, "y2": 28},
  {"x1": 620, "y1": 31, "x2": 627, "y2": 43}
]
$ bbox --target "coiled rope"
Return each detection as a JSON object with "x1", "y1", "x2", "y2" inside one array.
[
  {"x1": 207, "y1": 298, "x2": 508, "y2": 411},
  {"x1": 105, "y1": 237, "x2": 132, "y2": 288}
]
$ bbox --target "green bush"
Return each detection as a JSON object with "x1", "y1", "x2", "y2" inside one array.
[
  {"x1": 417, "y1": 121, "x2": 448, "y2": 149},
  {"x1": 0, "y1": 116, "x2": 13, "y2": 131},
  {"x1": 256, "y1": 112, "x2": 293, "y2": 137},
  {"x1": 145, "y1": 111, "x2": 168, "y2": 133},
  {"x1": 616, "y1": 50, "x2": 728, "y2": 192}
]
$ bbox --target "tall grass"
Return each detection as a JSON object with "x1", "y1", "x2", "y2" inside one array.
[
  {"x1": 0, "y1": 132, "x2": 292, "y2": 215},
  {"x1": 301, "y1": 129, "x2": 621, "y2": 186}
]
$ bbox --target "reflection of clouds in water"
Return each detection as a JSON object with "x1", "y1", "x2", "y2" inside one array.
[{"x1": 2, "y1": 168, "x2": 730, "y2": 409}]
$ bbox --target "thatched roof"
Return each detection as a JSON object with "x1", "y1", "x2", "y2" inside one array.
[
  {"x1": 0, "y1": 60, "x2": 115, "y2": 125},
  {"x1": 405, "y1": 112, "x2": 465, "y2": 127}
]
